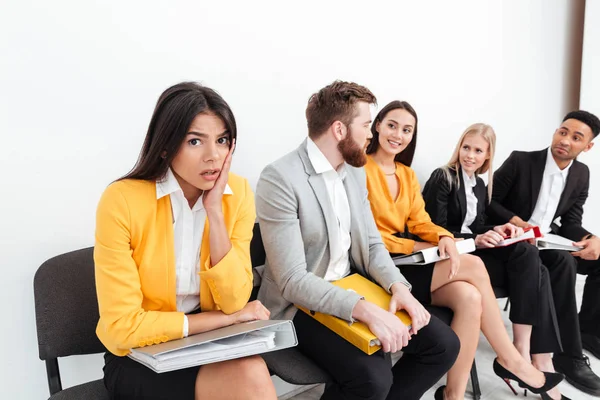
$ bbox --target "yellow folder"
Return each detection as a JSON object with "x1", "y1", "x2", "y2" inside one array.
[{"x1": 295, "y1": 273, "x2": 412, "y2": 355}]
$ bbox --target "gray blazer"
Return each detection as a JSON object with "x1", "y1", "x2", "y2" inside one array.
[{"x1": 256, "y1": 139, "x2": 411, "y2": 322}]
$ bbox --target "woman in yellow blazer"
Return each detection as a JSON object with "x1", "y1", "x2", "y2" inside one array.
[
  {"x1": 95, "y1": 82, "x2": 276, "y2": 400},
  {"x1": 364, "y1": 101, "x2": 562, "y2": 400}
]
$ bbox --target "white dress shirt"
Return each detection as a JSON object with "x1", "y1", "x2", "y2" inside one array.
[
  {"x1": 156, "y1": 168, "x2": 233, "y2": 336},
  {"x1": 306, "y1": 139, "x2": 352, "y2": 281},
  {"x1": 460, "y1": 170, "x2": 479, "y2": 234},
  {"x1": 528, "y1": 148, "x2": 572, "y2": 233}
]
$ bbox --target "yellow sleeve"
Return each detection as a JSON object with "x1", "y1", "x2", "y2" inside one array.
[
  {"x1": 406, "y1": 170, "x2": 453, "y2": 244},
  {"x1": 380, "y1": 231, "x2": 416, "y2": 255},
  {"x1": 201, "y1": 179, "x2": 255, "y2": 314},
  {"x1": 95, "y1": 183, "x2": 184, "y2": 355}
]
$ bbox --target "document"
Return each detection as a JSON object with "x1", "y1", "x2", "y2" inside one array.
[
  {"x1": 536, "y1": 233, "x2": 583, "y2": 252},
  {"x1": 392, "y1": 238, "x2": 476, "y2": 266},
  {"x1": 485, "y1": 226, "x2": 542, "y2": 248},
  {"x1": 296, "y1": 274, "x2": 412, "y2": 355},
  {"x1": 128, "y1": 320, "x2": 297, "y2": 373}
]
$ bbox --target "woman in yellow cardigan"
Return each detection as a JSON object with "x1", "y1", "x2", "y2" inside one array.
[
  {"x1": 364, "y1": 101, "x2": 562, "y2": 400},
  {"x1": 95, "y1": 82, "x2": 276, "y2": 400}
]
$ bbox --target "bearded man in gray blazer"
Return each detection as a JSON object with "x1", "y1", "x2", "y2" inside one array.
[{"x1": 256, "y1": 81, "x2": 460, "y2": 400}]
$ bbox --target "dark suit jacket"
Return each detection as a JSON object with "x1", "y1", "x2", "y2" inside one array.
[
  {"x1": 422, "y1": 166, "x2": 495, "y2": 239},
  {"x1": 487, "y1": 148, "x2": 591, "y2": 241}
]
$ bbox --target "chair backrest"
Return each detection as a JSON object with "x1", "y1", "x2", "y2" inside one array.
[
  {"x1": 34, "y1": 247, "x2": 105, "y2": 361},
  {"x1": 34, "y1": 225, "x2": 267, "y2": 359},
  {"x1": 250, "y1": 223, "x2": 266, "y2": 301}
]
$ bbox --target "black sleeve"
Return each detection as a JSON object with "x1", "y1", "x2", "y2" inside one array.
[
  {"x1": 422, "y1": 168, "x2": 474, "y2": 239},
  {"x1": 488, "y1": 151, "x2": 520, "y2": 223},
  {"x1": 559, "y1": 166, "x2": 591, "y2": 241}
]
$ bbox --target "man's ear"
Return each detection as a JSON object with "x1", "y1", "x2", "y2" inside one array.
[
  {"x1": 331, "y1": 121, "x2": 345, "y2": 141},
  {"x1": 584, "y1": 141, "x2": 594, "y2": 153}
]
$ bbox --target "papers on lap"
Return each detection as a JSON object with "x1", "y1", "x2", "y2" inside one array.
[
  {"x1": 481, "y1": 226, "x2": 582, "y2": 252},
  {"x1": 537, "y1": 233, "x2": 583, "y2": 251},
  {"x1": 128, "y1": 320, "x2": 297, "y2": 373},
  {"x1": 392, "y1": 238, "x2": 476, "y2": 266}
]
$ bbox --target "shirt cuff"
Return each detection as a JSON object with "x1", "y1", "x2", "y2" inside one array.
[
  {"x1": 388, "y1": 280, "x2": 412, "y2": 293},
  {"x1": 183, "y1": 315, "x2": 189, "y2": 338}
]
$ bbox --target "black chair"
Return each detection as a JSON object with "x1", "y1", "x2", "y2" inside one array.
[
  {"x1": 493, "y1": 286, "x2": 511, "y2": 311},
  {"x1": 33, "y1": 231, "x2": 330, "y2": 399},
  {"x1": 33, "y1": 247, "x2": 109, "y2": 400}
]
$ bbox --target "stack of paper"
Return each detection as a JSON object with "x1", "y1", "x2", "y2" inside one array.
[
  {"x1": 393, "y1": 239, "x2": 476, "y2": 266},
  {"x1": 537, "y1": 233, "x2": 583, "y2": 252},
  {"x1": 128, "y1": 320, "x2": 296, "y2": 373}
]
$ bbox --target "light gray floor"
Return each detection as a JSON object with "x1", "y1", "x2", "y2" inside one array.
[{"x1": 286, "y1": 275, "x2": 600, "y2": 399}]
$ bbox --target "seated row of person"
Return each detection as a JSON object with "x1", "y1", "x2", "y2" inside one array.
[
  {"x1": 93, "y1": 80, "x2": 599, "y2": 400},
  {"x1": 420, "y1": 110, "x2": 600, "y2": 399}
]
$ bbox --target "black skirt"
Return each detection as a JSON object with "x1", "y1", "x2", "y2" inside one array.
[
  {"x1": 393, "y1": 259, "x2": 435, "y2": 305},
  {"x1": 103, "y1": 352, "x2": 200, "y2": 400}
]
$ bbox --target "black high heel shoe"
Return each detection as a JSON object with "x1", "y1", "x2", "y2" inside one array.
[
  {"x1": 434, "y1": 385, "x2": 445, "y2": 400},
  {"x1": 540, "y1": 393, "x2": 571, "y2": 400},
  {"x1": 493, "y1": 358, "x2": 564, "y2": 394}
]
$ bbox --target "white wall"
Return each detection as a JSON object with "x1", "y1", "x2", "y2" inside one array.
[
  {"x1": 579, "y1": 0, "x2": 600, "y2": 231},
  {"x1": 0, "y1": 0, "x2": 588, "y2": 398}
]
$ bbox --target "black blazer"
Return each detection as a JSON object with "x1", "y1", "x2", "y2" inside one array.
[
  {"x1": 422, "y1": 166, "x2": 495, "y2": 239},
  {"x1": 487, "y1": 148, "x2": 591, "y2": 241}
]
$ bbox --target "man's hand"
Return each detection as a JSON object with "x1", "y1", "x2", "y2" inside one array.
[
  {"x1": 438, "y1": 236, "x2": 460, "y2": 279},
  {"x1": 509, "y1": 215, "x2": 533, "y2": 229},
  {"x1": 352, "y1": 299, "x2": 411, "y2": 353},
  {"x1": 389, "y1": 283, "x2": 431, "y2": 335},
  {"x1": 493, "y1": 223, "x2": 524, "y2": 239},
  {"x1": 573, "y1": 236, "x2": 600, "y2": 261}
]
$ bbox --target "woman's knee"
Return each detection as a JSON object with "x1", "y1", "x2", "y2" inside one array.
[
  {"x1": 451, "y1": 283, "x2": 483, "y2": 317},
  {"x1": 197, "y1": 356, "x2": 274, "y2": 398},
  {"x1": 233, "y1": 356, "x2": 273, "y2": 390},
  {"x1": 461, "y1": 255, "x2": 490, "y2": 284}
]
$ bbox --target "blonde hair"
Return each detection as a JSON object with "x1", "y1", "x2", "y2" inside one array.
[{"x1": 441, "y1": 123, "x2": 496, "y2": 202}]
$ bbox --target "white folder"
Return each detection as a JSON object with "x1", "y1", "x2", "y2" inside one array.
[
  {"x1": 392, "y1": 238, "x2": 476, "y2": 266},
  {"x1": 536, "y1": 233, "x2": 583, "y2": 252},
  {"x1": 128, "y1": 320, "x2": 297, "y2": 373}
]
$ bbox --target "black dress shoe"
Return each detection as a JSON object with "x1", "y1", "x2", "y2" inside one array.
[
  {"x1": 582, "y1": 332, "x2": 600, "y2": 360},
  {"x1": 553, "y1": 353, "x2": 600, "y2": 396}
]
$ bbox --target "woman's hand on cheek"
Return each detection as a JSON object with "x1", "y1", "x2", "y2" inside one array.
[{"x1": 203, "y1": 139, "x2": 236, "y2": 213}]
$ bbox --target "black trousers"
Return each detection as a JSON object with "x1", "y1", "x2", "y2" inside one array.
[
  {"x1": 538, "y1": 250, "x2": 581, "y2": 357},
  {"x1": 576, "y1": 257, "x2": 600, "y2": 337},
  {"x1": 474, "y1": 242, "x2": 562, "y2": 354},
  {"x1": 293, "y1": 310, "x2": 460, "y2": 400}
]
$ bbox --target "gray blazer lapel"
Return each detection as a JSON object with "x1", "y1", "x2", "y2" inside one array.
[
  {"x1": 343, "y1": 168, "x2": 368, "y2": 268},
  {"x1": 297, "y1": 141, "x2": 339, "y2": 263}
]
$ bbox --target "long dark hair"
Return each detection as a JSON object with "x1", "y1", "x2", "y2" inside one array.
[
  {"x1": 366, "y1": 100, "x2": 418, "y2": 167},
  {"x1": 121, "y1": 82, "x2": 237, "y2": 181}
]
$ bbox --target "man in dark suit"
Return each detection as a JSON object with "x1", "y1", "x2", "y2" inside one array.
[{"x1": 488, "y1": 110, "x2": 600, "y2": 396}]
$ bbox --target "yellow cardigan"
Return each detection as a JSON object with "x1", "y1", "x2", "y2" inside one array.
[
  {"x1": 94, "y1": 173, "x2": 255, "y2": 356},
  {"x1": 365, "y1": 156, "x2": 452, "y2": 254}
]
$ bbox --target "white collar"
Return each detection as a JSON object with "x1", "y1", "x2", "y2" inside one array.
[
  {"x1": 461, "y1": 168, "x2": 477, "y2": 188},
  {"x1": 306, "y1": 138, "x2": 347, "y2": 179},
  {"x1": 545, "y1": 147, "x2": 572, "y2": 178},
  {"x1": 156, "y1": 168, "x2": 233, "y2": 200}
]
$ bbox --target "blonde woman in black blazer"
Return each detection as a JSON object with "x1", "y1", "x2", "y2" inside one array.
[{"x1": 423, "y1": 123, "x2": 566, "y2": 400}]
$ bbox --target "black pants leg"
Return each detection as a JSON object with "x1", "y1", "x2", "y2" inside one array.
[
  {"x1": 293, "y1": 310, "x2": 459, "y2": 400},
  {"x1": 539, "y1": 249, "x2": 581, "y2": 357},
  {"x1": 474, "y1": 243, "x2": 561, "y2": 353},
  {"x1": 578, "y1": 258, "x2": 600, "y2": 337}
]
